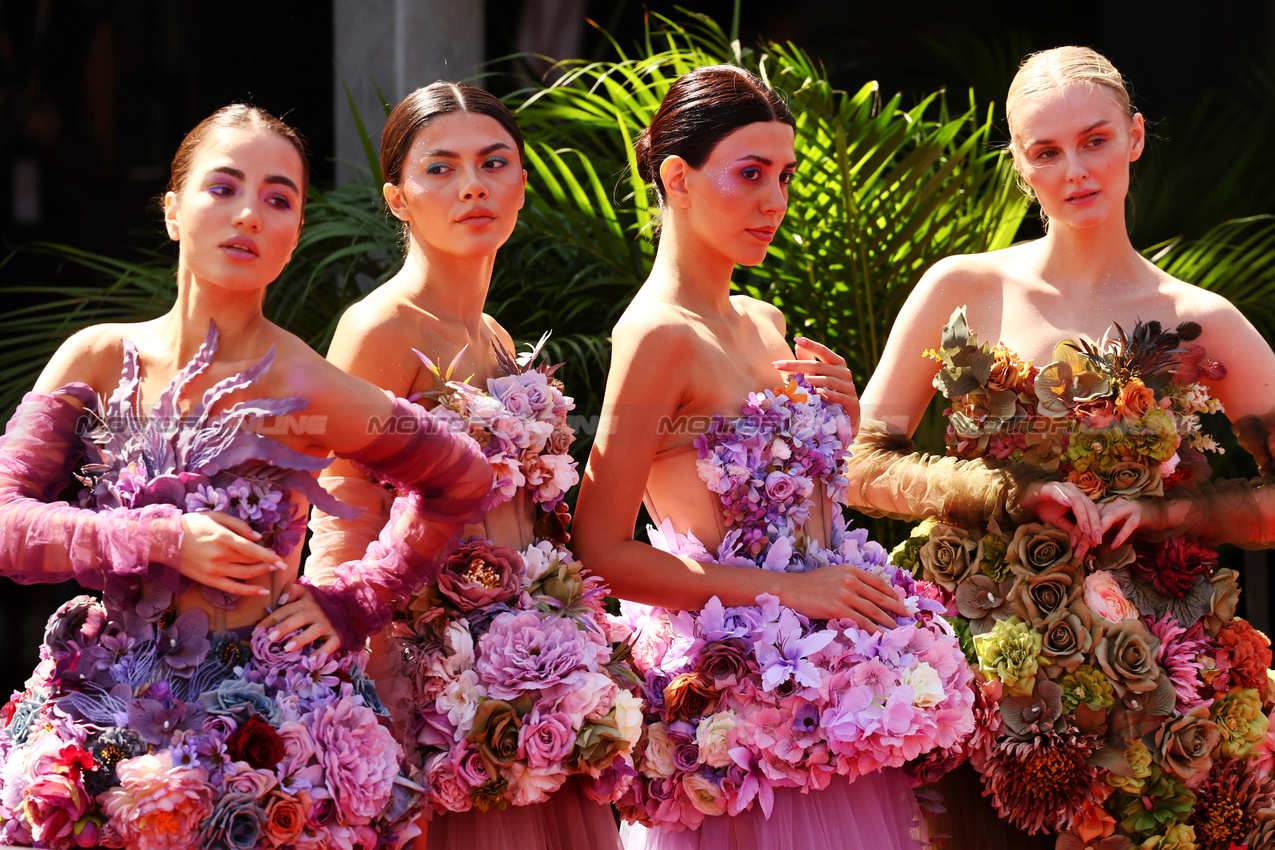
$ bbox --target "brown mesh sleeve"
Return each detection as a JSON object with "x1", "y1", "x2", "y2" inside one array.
[{"x1": 844, "y1": 418, "x2": 1056, "y2": 526}]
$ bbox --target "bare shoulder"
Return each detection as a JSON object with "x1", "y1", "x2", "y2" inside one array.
[
  {"x1": 481, "y1": 313, "x2": 516, "y2": 353},
  {"x1": 330, "y1": 291, "x2": 420, "y2": 354},
  {"x1": 732, "y1": 294, "x2": 786, "y2": 335},
  {"x1": 33, "y1": 323, "x2": 134, "y2": 394},
  {"x1": 613, "y1": 297, "x2": 697, "y2": 349},
  {"x1": 1157, "y1": 270, "x2": 1247, "y2": 326}
]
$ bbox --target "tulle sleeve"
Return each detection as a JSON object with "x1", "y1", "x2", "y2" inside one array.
[
  {"x1": 298, "y1": 395, "x2": 491, "y2": 648},
  {"x1": 303, "y1": 475, "x2": 392, "y2": 586},
  {"x1": 843, "y1": 417, "x2": 1054, "y2": 526},
  {"x1": 1138, "y1": 411, "x2": 1275, "y2": 547},
  {"x1": 0, "y1": 387, "x2": 185, "y2": 593}
]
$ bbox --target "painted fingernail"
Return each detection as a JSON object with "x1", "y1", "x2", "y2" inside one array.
[
  {"x1": 268, "y1": 629, "x2": 279, "y2": 641},
  {"x1": 276, "y1": 593, "x2": 290, "y2": 605},
  {"x1": 273, "y1": 560, "x2": 288, "y2": 571},
  {"x1": 284, "y1": 640, "x2": 297, "y2": 652},
  {"x1": 258, "y1": 587, "x2": 271, "y2": 595}
]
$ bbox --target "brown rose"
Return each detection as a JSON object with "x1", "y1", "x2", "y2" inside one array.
[
  {"x1": 1066, "y1": 469, "x2": 1106, "y2": 501},
  {"x1": 1116, "y1": 378, "x2": 1157, "y2": 420},
  {"x1": 1008, "y1": 523, "x2": 1073, "y2": 579},
  {"x1": 547, "y1": 424, "x2": 575, "y2": 455},
  {"x1": 1073, "y1": 397, "x2": 1117, "y2": 429},
  {"x1": 226, "y1": 713, "x2": 286, "y2": 770},
  {"x1": 919, "y1": 524, "x2": 982, "y2": 591},
  {"x1": 1008, "y1": 563, "x2": 1082, "y2": 626},
  {"x1": 694, "y1": 639, "x2": 757, "y2": 690},
  {"x1": 663, "y1": 672, "x2": 719, "y2": 721},
  {"x1": 987, "y1": 345, "x2": 1027, "y2": 392},
  {"x1": 1094, "y1": 620, "x2": 1163, "y2": 697},
  {"x1": 571, "y1": 715, "x2": 628, "y2": 773},
  {"x1": 1039, "y1": 602, "x2": 1104, "y2": 676},
  {"x1": 1103, "y1": 461, "x2": 1160, "y2": 500},
  {"x1": 467, "y1": 699, "x2": 523, "y2": 774},
  {"x1": 1202, "y1": 568, "x2": 1241, "y2": 637},
  {"x1": 437, "y1": 541, "x2": 525, "y2": 612},
  {"x1": 1151, "y1": 705, "x2": 1219, "y2": 781},
  {"x1": 263, "y1": 792, "x2": 306, "y2": 846}
]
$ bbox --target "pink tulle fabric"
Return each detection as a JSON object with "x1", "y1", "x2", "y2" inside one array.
[
  {"x1": 621, "y1": 770, "x2": 927, "y2": 850},
  {"x1": 0, "y1": 387, "x2": 184, "y2": 594},
  {"x1": 300, "y1": 395, "x2": 492, "y2": 649},
  {"x1": 429, "y1": 778, "x2": 621, "y2": 850}
]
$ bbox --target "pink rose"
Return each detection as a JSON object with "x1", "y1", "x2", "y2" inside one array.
[
  {"x1": 23, "y1": 772, "x2": 91, "y2": 846},
  {"x1": 426, "y1": 752, "x2": 473, "y2": 814},
  {"x1": 1083, "y1": 571, "x2": 1139, "y2": 623},
  {"x1": 518, "y1": 710, "x2": 576, "y2": 768},
  {"x1": 506, "y1": 761, "x2": 567, "y2": 807}
]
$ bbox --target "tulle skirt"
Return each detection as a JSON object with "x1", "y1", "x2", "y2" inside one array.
[
  {"x1": 428, "y1": 778, "x2": 621, "y2": 850},
  {"x1": 620, "y1": 769, "x2": 927, "y2": 850}
]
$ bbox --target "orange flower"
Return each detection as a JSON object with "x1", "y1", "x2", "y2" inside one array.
[
  {"x1": 1116, "y1": 378, "x2": 1156, "y2": 420},
  {"x1": 1066, "y1": 469, "x2": 1106, "y2": 501}
]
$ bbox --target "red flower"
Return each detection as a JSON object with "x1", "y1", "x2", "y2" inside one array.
[
  {"x1": 52, "y1": 745, "x2": 95, "y2": 782},
  {"x1": 1214, "y1": 619, "x2": 1272, "y2": 695},
  {"x1": 226, "y1": 713, "x2": 286, "y2": 769},
  {"x1": 982, "y1": 728, "x2": 1106, "y2": 835},
  {"x1": 1130, "y1": 538, "x2": 1218, "y2": 597}
]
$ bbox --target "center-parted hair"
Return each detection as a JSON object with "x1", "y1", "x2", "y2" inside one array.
[
  {"x1": 635, "y1": 65, "x2": 795, "y2": 204},
  {"x1": 379, "y1": 81, "x2": 526, "y2": 187}
]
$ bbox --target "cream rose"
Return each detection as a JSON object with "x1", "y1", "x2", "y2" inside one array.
[
  {"x1": 640, "y1": 722, "x2": 677, "y2": 779},
  {"x1": 1083, "y1": 571, "x2": 1139, "y2": 623},
  {"x1": 613, "y1": 690, "x2": 644, "y2": 747},
  {"x1": 695, "y1": 710, "x2": 740, "y2": 769},
  {"x1": 901, "y1": 662, "x2": 945, "y2": 708},
  {"x1": 682, "y1": 773, "x2": 728, "y2": 816}
]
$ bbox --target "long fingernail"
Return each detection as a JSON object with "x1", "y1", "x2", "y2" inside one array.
[
  {"x1": 258, "y1": 587, "x2": 270, "y2": 595},
  {"x1": 268, "y1": 629, "x2": 279, "y2": 641},
  {"x1": 276, "y1": 592, "x2": 290, "y2": 605},
  {"x1": 273, "y1": 560, "x2": 288, "y2": 571},
  {"x1": 284, "y1": 640, "x2": 297, "y2": 651}
]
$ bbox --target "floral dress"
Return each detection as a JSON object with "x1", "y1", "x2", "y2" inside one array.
[
  {"x1": 0, "y1": 324, "x2": 483, "y2": 850},
  {"x1": 615, "y1": 377, "x2": 973, "y2": 850},
  {"x1": 895, "y1": 308, "x2": 1275, "y2": 850}
]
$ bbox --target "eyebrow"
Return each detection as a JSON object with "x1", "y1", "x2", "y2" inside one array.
[
  {"x1": 423, "y1": 142, "x2": 514, "y2": 159},
  {"x1": 1026, "y1": 119, "x2": 1112, "y2": 148},
  {"x1": 737, "y1": 155, "x2": 799, "y2": 168},
  {"x1": 208, "y1": 166, "x2": 299, "y2": 193}
]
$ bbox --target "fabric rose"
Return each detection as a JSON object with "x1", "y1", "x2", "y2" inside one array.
[
  {"x1": 100, "y1": 752, "x2": 213, "y2": 850},
  {"x1": 475, "y1": 610, "x2": 599, "y2": 700},
  {"x1": 694, "y1": 639, "x2": 756, "y2": 690},
  {"x1": 1073, "y1": 397, "x2": 1117, "y2": 429},
  {"x1": 1083, "y1": 571, "x2": 1139, "y2": 624},
  {"x1": 1150, "y1": 705, "x2": 1218, "y2": 780},
  {"x1": 263, "y1": 792, "x2": 305, "y2": 846},
  {"x1": 681, "y1": 773, "x2": 727, "y2": 817},
  {"x1": 226, "y1": 713, "x2": 285, "y2": 770},
  {"x1": 1039, "y1": 602, "x2": 1104, "y2": 676},
  {"x1": 987, "y1": 344, "x2": 1028, "y2": 392},
  {"x1": 1093, "y1": 619, "x2": 1162, "y2": 697},
  {"x1": 919, "y1": 524, "x2": 983, "y2": 591},
  {"x1": 613, "y1": 690, "x2": 645, "y2": 747},
  {"x1": 22, "y1": 769, "x2": 92, "y2": 846},
  {"x1": 1066, "y1": 469, "x2": 1106, "y2": 501},
  {"x1": 467, "y1": 700, "x2": 523, "y2": 774},
  {"x1": 436, "y1": 541, "x2": 524, "y2": 612},
  {"x1": 1007, "y1": 523, "x2": 1073, "y2": 578},
  {"x1": 1009, "y1": 564, "x2": 1083, "y2": 627},
  {"x1": 695, "y1": 711, "x2": 740, "y2": 769},
  {"x1": 573, "y1": 716, "x2": 628, "y2": 773},
  {"x1": 199, "y1": 790, "x2": 264, "y2": 850},
  {"x1": 639, "y1": 722, "x2": 677, "y2": 779},
  {"x1": 426, "y1": 752, "x2": 473, "y2": 814},
  {"x1": 517, "y1": 710, "x2": 574, "y2": 769},
  {"x1": 1104, "y1": 461, "x2": 1160, "y2": 500},
  {"x1": 1202, "y1": 568, "x2": 1241, "y2": 637},
  {"x1": 663, "y1": 673, "x2": 719, "y2": 721},
  {"x1": 955, "y1": 575, "x2": 1014, "y2": 635},
  {"x1": 1116, "y1": 378, "x2": 1156, "y2": 420}
]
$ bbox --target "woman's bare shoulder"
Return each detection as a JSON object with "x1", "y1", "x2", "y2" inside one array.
[{"x1": 33, "y1": 323, "x2": 136, "y2": 394}]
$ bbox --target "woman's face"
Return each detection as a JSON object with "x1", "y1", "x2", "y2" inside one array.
[
  {"x1": 164, "y1": 126, "x2": 305, "y2": 291},
  {"x1": 386, "y1": 112, "x2": 526, "y2": 259},
  {"x1": 1012, "y1": 82, "x2": 1145, "y2": 231},
  {"x1": 677, "y1": 120, "x2": 796, "y2": 267}
]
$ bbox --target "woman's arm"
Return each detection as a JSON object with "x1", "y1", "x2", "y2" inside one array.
[{"x1": 573, "y1": 312, "x2": 905, "y2": 632}]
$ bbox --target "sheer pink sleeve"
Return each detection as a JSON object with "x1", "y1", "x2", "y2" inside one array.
[
  {"x1": 0, "y1": 387, "x2": 184, "y2": 594},
  {"x1": 299, "y1": 395, "x2": 491, "y2": 648},
  {"x1": 303, "y1": 475, "x2": 392, "y2": 585},
  {"x1": 1138, "y1": 412, "x2": 1275, "y2": 547},
  {"x1": 843, "y1": 417, "x2": 1053, "y2": 526}
]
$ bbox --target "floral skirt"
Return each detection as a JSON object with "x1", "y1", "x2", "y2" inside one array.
[
  {"x1": 620, "y1": 769, "x2": 927, "y2": 850},
  {"x1": 0, "y1": 596, "x2": 422, "y2": 850}
]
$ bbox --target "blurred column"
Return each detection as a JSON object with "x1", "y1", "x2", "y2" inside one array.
[{"x1": 332, "y1": 0, "x2": 484, "y2": 185}]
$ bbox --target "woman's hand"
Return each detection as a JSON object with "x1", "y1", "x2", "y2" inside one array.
[
  {"x1": 180, "y1": 512, "x2": 286, "y2": 596},
  {"x1": 771, "y1": 337, "x2": 860, "y2": 433},
  {"x1": 254, "y1": 581, "x2": 341, "y2": 655},
  {"x1": 1100, "y1": 497, "x2": 1195, "y2": 547},
  {"x1": 781, "y1": 563, "x2": 909, "y2": 633},
  {"x1": 1019, "y1": 481, "x2": 1103, "y2": 557}
]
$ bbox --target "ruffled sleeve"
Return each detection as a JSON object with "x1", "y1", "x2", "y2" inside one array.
[
  {"x1": 0, "y1": 386, "x2": 184, "y2": 593},
  {"x1": 298, "y1": 395, "x2": 491, "y2": 648},
  {"x1": 843, "y1": 417, "x2": 1054, "y2": 526}
]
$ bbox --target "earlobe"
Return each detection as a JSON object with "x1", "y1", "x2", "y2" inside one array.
[
  {"x1": 383, "y1": 182, "x2": 409, "y2": 221},
  {"x1": 660, "y1": 156, "x2": 692, "y2": 209},
  {"x1": 519, "y1": 169, "x2": 527, "y2": 210},
  {"x1": 163, "y1": 191, "x2": 180, "y2": 241}
]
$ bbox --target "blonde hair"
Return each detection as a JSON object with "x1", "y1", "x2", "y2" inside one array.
[{"x1": 1006, "y1": 46, "x2": 1134, "y2": 151}]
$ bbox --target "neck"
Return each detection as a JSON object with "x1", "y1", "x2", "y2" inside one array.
[
  {"x1": 397, "y1": 237, "x2": 495, "y2": 333},
  {"x1": 164, "y1": 263, "x2": 269, "y2": 364},
  {"x1": 647, "y1": 212, "x2": 737, "y2": 316},
  {"x1": 1037, "y1": 212, "x2": 1145, "y2": 291}
]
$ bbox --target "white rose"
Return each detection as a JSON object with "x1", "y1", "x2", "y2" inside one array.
[
  {"x1": 640, "y1": 722, "x2": 676, "y2": 779},
  {"x1": 612, "y1": 690, "x2": 644, "y2": 747},
  {"x1": 695, "y1": 710, "x2": 739, "y2": 769},
  {"x1": 901, "y1": 662, "x2": 945, "y2": 708}
]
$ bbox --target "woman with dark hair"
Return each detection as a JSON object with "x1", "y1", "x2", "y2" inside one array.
[
  {"x1": 307, "y1": 81, "x2": 631, "y2": 850},
  {"x1": 0, "y1": 103, "x2": 493, "y2": 848},
  {"x1": 572, "y1": 65, "x2": 953, "y2": 850}
]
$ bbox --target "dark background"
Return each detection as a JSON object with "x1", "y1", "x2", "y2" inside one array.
[{"x1": 0, "y1": 0, "x2": 1272, "y2": 694}]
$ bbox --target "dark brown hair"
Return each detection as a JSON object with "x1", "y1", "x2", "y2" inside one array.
[
  {"x1": 167, "y1": 104, "x2": 310, "y2": 210},
  {"x1": 635, "y1": 65, "x2": 795, "y2": 203},
  {"x1": 380, "y1": 81, "x2": 525, "y2": 187}
]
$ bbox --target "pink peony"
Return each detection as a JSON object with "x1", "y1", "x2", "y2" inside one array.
[
  {"x1": 506, "y1": 761, "x2": 567, "y2": 807},
  {"x1": 22, "y1": 771, "x2": 92, "y2": 847},
  {"x1": 1082, "y1": 571, "x2": 1138, "y2": 623},
  {"x1": 304, "y1": 695, "x2": 400, "y2": 825},
  {"x1": 100, "y1": 751, "x2": 213, "y2": 850}
]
